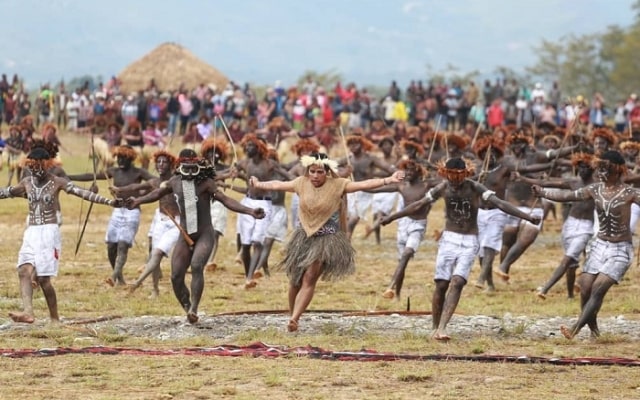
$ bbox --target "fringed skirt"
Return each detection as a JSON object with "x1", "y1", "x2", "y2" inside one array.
[{"x1": 278, "y1": 228, "x2": 356, "y2": 287}]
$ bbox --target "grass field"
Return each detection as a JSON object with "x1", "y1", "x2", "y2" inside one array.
[{"x1": 0, "y1": 130, "x2": 639, "y2": 399}]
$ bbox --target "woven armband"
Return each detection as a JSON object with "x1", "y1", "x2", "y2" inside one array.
[{"x1": 481, "y1": 190, "x2": 496, "y2": 201}]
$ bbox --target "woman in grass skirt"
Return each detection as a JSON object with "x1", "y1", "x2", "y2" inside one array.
[{"x1": 249, "y1": 152, "x2": 405, "y2": 332}]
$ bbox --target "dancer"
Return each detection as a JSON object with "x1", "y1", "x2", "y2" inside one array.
[
  {"x1": 515, "y1": 152, "x2": 595, "y2": 299},
  {"x1": 126, "y1": 149, "x2": 265, "y2": 323},
  {"x1": 122, "y1": 150, "x2": 180, "y2": 298},
  {"x1": 533, "y1": 150, "x2": 637, "y2": 339},
  {"x1": 249, "y1": 152, "x2": 404, "y2": 332},
  {"x1": 1, "y1": 143, "x2": 119, "y2": 323},
  {"x1": 69, "y1": 145, "x2": 155, "y2": 286},
  {"x1": 370, "y1": 159, "x2": 437, "y2": 299},
  {"x1": 382, "y1": 157, "x2": 541, "y2": 340}
]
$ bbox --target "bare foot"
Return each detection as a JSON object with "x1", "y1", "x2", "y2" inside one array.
[
  {"x1": 287, "y1": 319, "x2": 299, "y2": 332},
  {"x1": 9, "y1": 312, "x2": 35, "y2": 324},
  {"x1": 205, "y1": 262, "x2": 217, "y2": 273},
  {"x1": 244, "y1": 279, "x2": 258, "y2": 289},
  {"x1": 473, "y1": 280, "x2": 484, "y2": 289},
  {"x1": 495, "y1": 269, "x2": 510, "y2": 282},
  {"x1": 382, "y1": 289, "x2": 395, "y2": 299},
  {"x1": 125, "y1": 284, "x2": 139, "y2": 297},
  {"x1": 148, "y1": 290, "x2": 159, "y2": 300},
  {"x1": 234, "y1": 252, "x2": 242, "y2": 265},
  {"x1": 187, "y1": 312, "x2": 199, "y2": 324},
  {"x1": 31, "y1": 280, "x2": 38, "y2": 289},
  {"x1": 433, "y1": 330, "x2": 451, "y2": 342},
  {"x1": 136, "y1": 265, "x2": 144, "y2": 274},
  {"x1": 536, "y1": 287, "x2": 546, "y2": 300},
  {"x1": 252, "y1": 271, "x2": 263, "y2": 279},
  {"x1": 560, "y1": 325, "x2": 574, "y2": 339},
  {"x1": 104, "y1": 277, "x2": 115, "y2": 287}
]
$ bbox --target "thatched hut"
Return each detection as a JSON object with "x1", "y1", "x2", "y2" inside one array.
[{"x1": 117, "y1": 42, "x2": 229, "y2": 93}]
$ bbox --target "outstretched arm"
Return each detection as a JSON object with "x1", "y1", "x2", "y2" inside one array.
[
  {"x1": 381, "y1": 181, "x2": 445, "y2": 225},
  {"x1": 214, "y1": 190, "x2": 265, "y2": 219},
  {"x1": 249, "y1": 176, "x2": 296, "y2": 192},
  {"x1": 64, "y1": 181, "x2": 117, "y2": 206},
  {"x1": 67, "y1": 171, "x2": 109, "y2": 182},
  {"x1": 364, "y1": 182, "x2": 401, "y2": 193},
  {"x1": 511, "y1": 172, "x2": 573, "y2": 189},
  {"x1": 345, "y1": 170, "x2": 405, "y2": 193},
  {"x1": 531, "y1": 184, "x2": 591, "y2": 202},
  {"x1": 0, "y1": 181, "x2": 27, "y2": 199},
  {"x1": 126, "y1": 184, "x2": 172, "y2": 208},
  {"x1": 486, "y1": 192, "x2": 540, "y2": 224}
]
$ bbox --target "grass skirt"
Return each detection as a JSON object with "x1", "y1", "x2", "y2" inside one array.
[{"x1": 278, "y1": 228, "x2": 356, "y2": 287}]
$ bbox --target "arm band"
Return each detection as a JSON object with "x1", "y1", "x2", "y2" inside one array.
[
  {"x1": 481, "y1": 190, "x2": 496, "y2": 201},
  {"x1": 66, "y1": 182, "x2": 112, "y2": 205},
  {"x1": 0, "y1": 186, "x2": 13, "y2": 199},
  {"x1": 425, "y1": 189, "x2": 435, "y2": 203}
]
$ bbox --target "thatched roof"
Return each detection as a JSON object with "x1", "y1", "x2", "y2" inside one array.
[{"x1": 117, "y1": 42, "x2": 229, "y2": 94}]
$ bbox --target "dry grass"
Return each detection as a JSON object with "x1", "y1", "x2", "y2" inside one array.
[
  {"x1": 117, "y1": 42, "x2": 229, "y2": 94},
  {"x1": 0, "y1": 130, "x2": 639, "y2": 399}
]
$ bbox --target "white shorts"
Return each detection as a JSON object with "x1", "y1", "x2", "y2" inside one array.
[
  {"x1": 372, "y1": 192, "x2": 398, "y2": 215},
  {"x1": 583, "y1": 238, "x2": 633, "y2": 283},
  {"x1": 397, "y1": 218, "x2": 426, "y2": 253},
  {"x1": 630, "y1": 203, "x2": 640, "y2": 235},
  {"x1": 477, "y1": 208, "x2": 507, "y2": 256},
  {"x1": 149, "y1": 209, "x2": 180, "y2": 256},
  {"x1": 562, "y1": 216, "x2": 593, "y2": 261},
  {"x1": 17, "y1": 224, "x2": 61, "y2": 277},
  {"x1": 237, "y1": 197, "x2": 272, "y2": 245},
  {"x1": 347, "y1": 191, "x2": 373, "y2": 220},
  {"x1": 210, "y1": 200, "x2": 228, "y2": 235},
  {"x1": 503, "y1": 206, "x2": 543, "y2": 231},
  {"x1": 434, "y1": 231, "x2": 479, "y2": 281},
  {"x1": 105, "y1": 208, "x2": 141, "y2": 246},
  {"x1": 290, "y1": 193, "x2": 300, "y2": 229},
  {"x1": 266, "y1": 204, "x2": 288, "y2": 242}
]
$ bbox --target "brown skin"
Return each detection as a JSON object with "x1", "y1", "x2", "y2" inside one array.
[
  {"x1": 202, "y1": 149, "x2": 233, "y2": 271},
  {"x1": 115, "y1": 156, "x2": 180, "y2": 297},
  {"x1": 498, "y1": 141, "x2": 560, "y2": 280},
  {"x1": 338, "y1": 140, "x2": 395, "y2": 238},
  {"x1": 2, "y1": 165, "x2": 118, "y2": 323},
  {"x1": 370, "y1": 140, "x2": 401, "y2": 244},
  {"x1": 474, "y1": 147, "x2": 553, "y2": 290},
  {"x1": 368, "y1": 165, "x2": 438, "y2": 298},
  {"x1": 515, "y1": 163, "x2": 595, "y2": 298},
  {"x1": 69, "y1": 155, "x2": 155, "y2": 286},
  {"x1": 127, "y1": 170, "x2": 265, "y2": 323},
  {"x1": 533, "y1": 162, "x2": 640, "y2": 339},
  {"x1": 235, "y1": 141, "x2": 293, "y2": 286},
  {"x1": 382, "y1": 173, "x2": 540, "y2": 340},
  {"x1": 249, "y1": 165, "x2": 405, "y2": 331}
]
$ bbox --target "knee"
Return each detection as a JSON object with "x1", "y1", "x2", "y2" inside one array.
[
  {"x1": 37, "y1": 276, "x2": 52, "y2": 288},
  {"x1": 450, "y1": 276, "x2": 467, "y2": 289},
  {"x1": 401, "y1": 249, "x2": 415, "y2": 260}
]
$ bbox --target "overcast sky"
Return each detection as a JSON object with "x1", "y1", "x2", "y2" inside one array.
[{"x1": 3, "y1": 0, "x2": 636, "y2": 89}]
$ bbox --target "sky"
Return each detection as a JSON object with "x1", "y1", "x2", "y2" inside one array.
[{"x1": 3, "y1": 0, "x2": 637, "y2": 90}]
